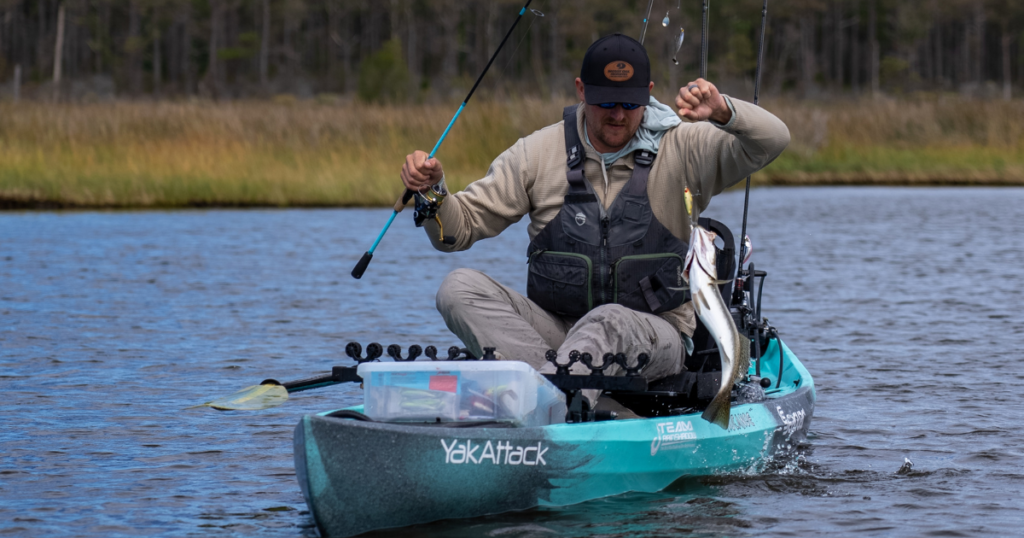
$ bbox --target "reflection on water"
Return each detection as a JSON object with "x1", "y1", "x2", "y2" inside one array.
[{"x1": 2, "y1": 187, "x2": 1023, "y2": 536}]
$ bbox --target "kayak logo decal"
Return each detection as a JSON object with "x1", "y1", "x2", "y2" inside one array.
[
  {"x1": 441, "y1": 439, "x2": 548, "y2": 466},
  {"x1": 651, "y1": 420, "x2": 696, "y2": 456},
  {"x1": 728, "y1": 411, "x2": 755, "y2": 431},
  {"x1": 776, "y1": 405, "x2": 806, "y2": 437}
]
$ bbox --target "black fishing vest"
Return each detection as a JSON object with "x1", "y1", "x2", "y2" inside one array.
[{"x1": 526, "y1": 105, "x2": 691, "y2": 318}]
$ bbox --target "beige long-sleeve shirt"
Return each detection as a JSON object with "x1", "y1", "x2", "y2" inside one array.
[{"x1": 425, "y1": 97, "x2": 790, "y2": 335}]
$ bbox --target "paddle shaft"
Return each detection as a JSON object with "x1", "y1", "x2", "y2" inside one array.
[
  {"x1": 352, "y1": 0, "x2": 535, "y2": 280},
  {"x1": 262, "y1": 366, "x2": 361, "y2": 394}
]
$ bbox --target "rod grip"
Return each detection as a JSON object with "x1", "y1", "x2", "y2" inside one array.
[
  {"x1": 391, "y1": 190, "x2": 407, "y2": 212},
  {"x1": 351, "y1": 252, "x2": 373, "y2": 279}
]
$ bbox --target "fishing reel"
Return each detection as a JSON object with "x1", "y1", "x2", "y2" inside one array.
[{"x1": 412, "y1": 183, "x2": 456, "y2": 245}]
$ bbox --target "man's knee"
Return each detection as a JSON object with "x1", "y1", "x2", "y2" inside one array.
[
  {"x1": 436, "y1": 268, "x2": 488, "y2": 315},
  {"x1": 576, "y1": 304, "x2": 636, "y2": 326}
]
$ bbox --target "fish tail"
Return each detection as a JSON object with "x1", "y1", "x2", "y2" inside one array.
[{"x1": 701, "y1": 393, "x2": 731, "y2": 429}]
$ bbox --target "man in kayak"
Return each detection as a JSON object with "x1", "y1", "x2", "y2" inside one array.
[{"x1": 400, "y1": 34, "x2": 789, "y2": 407}]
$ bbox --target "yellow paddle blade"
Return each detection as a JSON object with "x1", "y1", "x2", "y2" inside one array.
[{"x1": 192, "y1": 384, "x2": 290, "y2": 411}]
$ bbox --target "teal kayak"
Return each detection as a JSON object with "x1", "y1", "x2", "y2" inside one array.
[{"x1": 293, "y1": 337, "x2": 814, "y2": 538}]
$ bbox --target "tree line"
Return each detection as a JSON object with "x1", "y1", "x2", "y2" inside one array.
[{"x1": 3, "y1": 0, "x2": 1024, "y2": 102}]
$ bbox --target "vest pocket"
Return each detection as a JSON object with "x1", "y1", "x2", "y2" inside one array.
[
  {"x1": 613, "y1": 253, "x2": 687, "y2": 314},
  {"x1": 527, "y1": 251, "x2": 593, "y2": 317}
]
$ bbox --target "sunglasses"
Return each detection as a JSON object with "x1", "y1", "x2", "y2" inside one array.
[{"x1": 597, "y1": 102, "x2": 643, "y2": 110}]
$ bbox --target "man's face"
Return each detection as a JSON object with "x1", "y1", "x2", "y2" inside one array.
[{"x1": 574, "y1": 78, "x2": 653, "y2": 153}]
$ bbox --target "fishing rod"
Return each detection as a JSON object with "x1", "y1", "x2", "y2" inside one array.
[
  {"x1": 639, "y1": 0, "x2": 655, "y2": 44},
  {"x1": 351, "y1": 0, "x2": 540, "y2": 280},
  {"x1": 737, "y1": 0, "x2": 768, "y2": 268},
  {"x1": 700, "y1": 0, "x2": 709, "y2": 79}
]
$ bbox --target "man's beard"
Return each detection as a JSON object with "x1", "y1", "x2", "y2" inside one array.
[{"x1": 594, "y1": 122, "x2": 635, "y2": 150}]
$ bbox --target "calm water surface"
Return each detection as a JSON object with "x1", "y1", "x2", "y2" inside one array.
[{"x1": 2, "y1": 187, "x2": 1023, "y2": 537}]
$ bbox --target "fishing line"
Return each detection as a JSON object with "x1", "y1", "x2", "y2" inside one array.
[
  {"x1": 639, "y1": 0, "x2": 655, "y2": 44},
  {"x1": 738, "y1": 0, "x2": 768, "y2": 268},
  {"x1": 497, "y1": 9, "x2": 544, "y2": 82}
]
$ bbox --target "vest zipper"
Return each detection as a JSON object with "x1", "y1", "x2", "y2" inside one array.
[{"x1": 600, "y1": 216, "x2": 610, "y2": 305}]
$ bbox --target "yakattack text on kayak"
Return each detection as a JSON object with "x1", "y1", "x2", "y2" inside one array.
[{"x1": 441, "y1": 439, "x2": 548, "y2": 466}]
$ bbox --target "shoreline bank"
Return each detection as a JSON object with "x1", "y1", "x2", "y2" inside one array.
[{"x1": 2, "y1": 99, "x2": 1022, "y2": 209}]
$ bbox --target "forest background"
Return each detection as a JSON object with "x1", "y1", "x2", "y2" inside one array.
[{"x1": 3, "y1": 0, "x2": 1024, "y2": 208}]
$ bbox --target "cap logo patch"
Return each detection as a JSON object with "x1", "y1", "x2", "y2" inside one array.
[{"x1": 604, "y1": 61, "x2": 634, "y2": 82}]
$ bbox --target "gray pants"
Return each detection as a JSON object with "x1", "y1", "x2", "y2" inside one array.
[{"x1": 436, "y1": 269, "x2": 684, "y2": 395}]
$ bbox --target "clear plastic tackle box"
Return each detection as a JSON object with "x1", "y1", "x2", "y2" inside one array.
[{"x1": 357, "y1": 360, "x2": 567, "y2": 427}]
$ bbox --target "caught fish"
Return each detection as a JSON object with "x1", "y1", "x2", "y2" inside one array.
[{"x1": 682, "y1": 223, "x2": 750, "y2": 429}]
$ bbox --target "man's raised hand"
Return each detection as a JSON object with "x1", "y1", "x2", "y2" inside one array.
[
  {"x1": 401, "y1": 150, "x2": 445, "y2": 192},
  {"x1": 675, "y1": 78, "x2": 732, "y2": 124}
]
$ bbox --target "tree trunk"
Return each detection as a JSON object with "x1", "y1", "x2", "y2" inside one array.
[
  {"x1": 800, "y1": 15, "x2": 816, "y2": 98},
  {"x1": 834, "y1": 0, "x2": 844, "y2": 89},
  {"x1": 868, "y1": 0, "x2": 879, "y2": 96},
  {"x1": 13, "y1": 63, "x2": 20, "y2": 103},
  {"x1": 127, "y1": 0, "x2": 142, "y2": 96},
  {"x1": 53, "y1": 1, "x2": 65, "y2": 100},
  {"x1": 182, "y1": 5, "x2": 194, "y2": 95},
  {"x1": 260, "y1": 0, "x2": 269, "y2": 87},
  {"x1": 933, "y1": 14, "x2": 942, "y2": 87},
  {"x1": 389, "y1": 0, "x2": 399, "y2": 42},
  {"x1": 98, "y1": 0, "x2": 111, "y2": 74},
  {"x1": 438, "y1": 0, "x2": 460, "y2": 97},
  {"x1": 550, "y1": 8, "x2": 564, "y2": 100},
  {"x1": 1002, "y1": 30, "x2": 1012, "y2": 101},
  {"x1": 850, "y1": 8, "x2": 861, "y2": 94},
  {"x1": 153, "y1": 28, "x2": 162, "y2": 97},
  {"x1": 972, "y1": 3, "x2": 984, "y2": 85},
  {"x1": 207, "y1": 0, "x2": 221, "y2": 96},
  {"x1": 960, "y1": 22, "x2": 969, "y2": 88},
  {"x1": 37, "y1": 0, "x2": 49, "y2": 77},
  {"x1": 406, "y1": 1, "x2": 419, "y2": 93}
]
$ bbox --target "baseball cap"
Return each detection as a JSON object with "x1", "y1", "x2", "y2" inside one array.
[{"x1": 580, "y1": 34, "x2": 651, "y2": 106}]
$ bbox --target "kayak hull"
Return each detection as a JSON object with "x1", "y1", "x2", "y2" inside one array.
[{"x1": 295, "y1": 339, "x2": 814, "y2": 537}]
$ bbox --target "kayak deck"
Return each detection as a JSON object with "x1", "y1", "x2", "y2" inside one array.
[{"x1": 295, "y1": 338, "x2": 813, "y2": 538}]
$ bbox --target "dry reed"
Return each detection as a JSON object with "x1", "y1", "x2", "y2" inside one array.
[{"x1": 2, "y1": 96, "x2": 1022, "y2": 208}]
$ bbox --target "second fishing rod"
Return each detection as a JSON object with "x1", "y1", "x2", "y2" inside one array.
[{"x1": 351, "y1": 0, "x2": 541, "y2": 279}]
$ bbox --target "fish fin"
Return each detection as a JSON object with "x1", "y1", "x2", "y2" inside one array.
[{"x1": 701, "y1": 393, "x2": 731, "y2": 429}]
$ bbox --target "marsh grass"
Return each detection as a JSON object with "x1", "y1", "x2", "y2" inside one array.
[{"x1": 2, "y1": 96, "x2": 1023, "y2": 208}]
